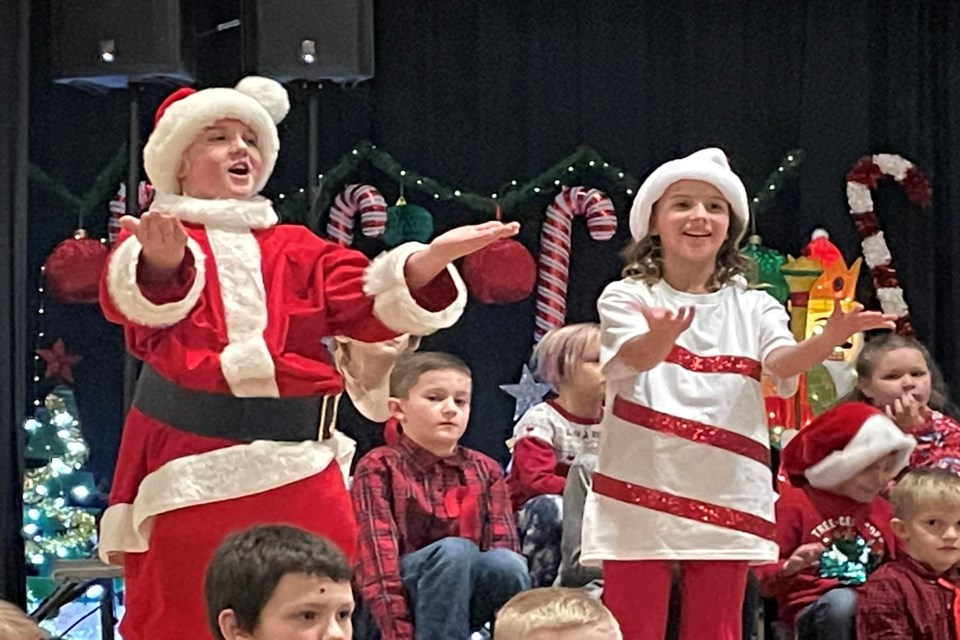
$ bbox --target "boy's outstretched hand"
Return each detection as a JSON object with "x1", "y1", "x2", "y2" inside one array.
[
  {"x1": 120, "y1": 212, "x2": 187, "y2": 271},
  {"x1": 404, "y1": 221, "x2": 520, "y2": 290},
  {"x1": 821, "y1": 301, "x2": 897, "y2": 346}
]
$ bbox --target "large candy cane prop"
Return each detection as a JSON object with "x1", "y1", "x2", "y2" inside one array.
[
  {"x1": 108, "y1": 182, "x2": 154, "y2": 246},
  {"x1": 326, "y1": 184, "x2": 387, "y2": 246},
  {"x1": 845, "y1": 154, "x2": 932, "y2": 336},
  {"x1": 535, "y1": 186, "x2": 617, "y2": 341}
]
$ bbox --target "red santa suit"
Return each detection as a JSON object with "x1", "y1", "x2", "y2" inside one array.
[{"x1": 97, "y1": 78, "x2": 467, "y2": 640}]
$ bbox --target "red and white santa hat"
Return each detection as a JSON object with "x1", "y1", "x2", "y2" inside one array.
[
  {"x1": 143, "y1": 76, "x2": 290, "y2": 195},
  {"x1": 781, "y1": 402, "x2": 915, "y2": 489},
  {"x1": 629, "y1": 147, "x2": 750, "y2": 242}
]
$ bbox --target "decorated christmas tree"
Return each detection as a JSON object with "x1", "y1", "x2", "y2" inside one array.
[
  {"x1": 22, "y1": 341, "x2": 102, "y2": 605},
  {"x1": 22, "y1": 384, "x2": 99, "y2": 577}
]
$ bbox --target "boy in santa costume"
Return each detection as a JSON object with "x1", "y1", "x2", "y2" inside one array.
[
  {"x1": 755, "y1": 402, "x2": 915, "y2": 639},
  {"x1": 97, "y1": 76, "x2": 518, "y2": 640}
]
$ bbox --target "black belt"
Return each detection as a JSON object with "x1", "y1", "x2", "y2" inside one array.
[{"x1": 131, "y1": 364, "x2": 339, "y2": 442}]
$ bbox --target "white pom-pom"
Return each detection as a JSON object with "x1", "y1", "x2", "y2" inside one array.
[
  {"x1": 780, "y1": 429, "x2": 799, "y2": 448},
  {"x1": 811, "y1": 228, "x2": 829, "y2": 240},
  {"x1": 235, "y1": 76, "x2": 290, "y2": 124}
]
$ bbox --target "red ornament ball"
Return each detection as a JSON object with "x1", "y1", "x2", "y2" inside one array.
[
  {"x1": 43, "y1": 230, "x2": 109, "y2": 304},
  {"x1": 461, "y1": 238, "x2": 536, "y2": 305}
]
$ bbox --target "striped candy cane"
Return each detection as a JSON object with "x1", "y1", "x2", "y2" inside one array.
[
  {"x1": 326, "y1": 184, "x2": 387, "y2": 246},
  {"x1": 845, "y1": 154, "x2": 932, "y2": 336},
  {"x1": 108, "y1": 182, "x2": 155, "y2": 247},
  {"x1": 535, "y1": 186, "x2": 617, "y2": 341}
]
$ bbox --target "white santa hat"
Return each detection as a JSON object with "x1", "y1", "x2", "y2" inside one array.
[
  {"x1": 143, "y1": 77, "x2": 290, "y2": 195},
  {"x1": 781, "y1": 402, "x2": 915, "y2": 490},
  {"x1": 629, "y1": 147, "x2": 750, "y2": 242}
]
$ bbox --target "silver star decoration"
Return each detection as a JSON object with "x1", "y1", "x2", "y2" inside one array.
[{"x1": 500, "y1": 364, "x2": 553, "y2": 420}]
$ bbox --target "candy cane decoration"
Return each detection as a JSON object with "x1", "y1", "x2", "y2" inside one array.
[
  {"x1": 535, "y1": 186, "x2": 617, "y2": 341},
  {"x1": 108, "y1": 181, "x2": 154, "y2": 246},
  {"x1": 326, "y1": 184, "x2": 387, "y2": 246},
  {"x1": 845, "y1": 153, "x2": 932, "y2": 336}
]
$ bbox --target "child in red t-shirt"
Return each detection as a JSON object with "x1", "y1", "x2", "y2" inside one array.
[{"x1": 755, "y1": 402, "x2": 915, "y2": 639}]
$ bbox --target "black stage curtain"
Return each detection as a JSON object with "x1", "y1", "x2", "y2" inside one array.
[
  {"x1": 23, "y1": 0, "x2": 960, "y2": 475},
  {"x1": 1, "y1": 0, "x2": 30, "y2": 607}
]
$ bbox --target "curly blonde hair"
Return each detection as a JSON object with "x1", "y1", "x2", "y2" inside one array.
[{"x1": 621, "y1": 213, "x2": 754, "y2": 291}]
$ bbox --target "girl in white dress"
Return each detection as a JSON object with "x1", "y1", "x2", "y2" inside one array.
[{"x1": 580, "y1": 148, "x2": 896, "y2": 640}]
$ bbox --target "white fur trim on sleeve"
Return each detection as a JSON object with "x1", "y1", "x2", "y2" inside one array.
[
  {"x1": 805, "y1": 414, "x2": 916, "y2": 489},
  {"x1": 363, "y1": 242, "x2": 467, "y2": 335},
  {"x1": 97, "y1": 503, "x2": 143, "y2": 564},
  {"x1": 106, "y1": 236, "x2": 206, "y2": 327}
]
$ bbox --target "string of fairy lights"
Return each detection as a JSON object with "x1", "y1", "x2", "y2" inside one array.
[
  {"x1": 22, "y1": 266, "x2": 99, "y2": 572},
  {"x1": 270, "y1": 141, "x2": 804, "y2": 234},
  {"x1": 271, "y1": 142, "x2": 644, "y2": 225}
]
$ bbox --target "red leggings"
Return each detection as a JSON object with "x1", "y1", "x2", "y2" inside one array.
[{"x1": 603, "y1": 560, "x2": 748, "y2": 640}]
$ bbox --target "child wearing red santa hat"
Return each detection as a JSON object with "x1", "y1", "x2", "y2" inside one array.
[
  {"x1": 97, "y1": 76, "x2": 518, "y2": 640},
  {"x1": 755, "y1": 402, "x2": 915, "y2": 640}
]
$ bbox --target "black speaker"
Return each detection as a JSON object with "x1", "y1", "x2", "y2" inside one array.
[
  {"x1": 244, "y1": 0, "x2": 374, "y2": 85},
  {"x1": 51, "y1": 0, "x2": 194, "y2": 91}
]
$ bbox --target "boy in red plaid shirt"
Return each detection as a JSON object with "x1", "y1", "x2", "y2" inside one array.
[
  {"x1": 857, "y1": 468, "x2": 960, "y2": 639},
  {"x1": 351, "y1": 352, "x2": 531, "y2": 640}
]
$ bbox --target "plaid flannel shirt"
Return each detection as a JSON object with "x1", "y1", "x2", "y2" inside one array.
[
  {"x1": 351, "y1": 436, "x2": 520, "y2": 640},
  {"x1": 857, "y1": 554, "x2": 960, "y2": 639}
]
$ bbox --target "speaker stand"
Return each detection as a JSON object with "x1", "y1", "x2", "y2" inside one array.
[
  {"x1": 122, "y1": 82, "x2": 144, "y2": 416},
  {"x1": 306, "y1": 82, "x2": 322, "y2": 231}
]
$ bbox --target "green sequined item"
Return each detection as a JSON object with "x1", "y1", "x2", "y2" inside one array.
[{"x1": 819, "y1": 536, "x2": 879, "y2": 586}]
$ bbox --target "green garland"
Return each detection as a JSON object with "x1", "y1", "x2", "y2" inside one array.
[
  {"x1": 28, "y1": 144, "x2": 128, "y2": 235},
  {"x1": 26, "y1": 141, "x2": 804, "y2": 235},
  {"x1": 750, "y1": 149, "x2": 805, "y2": 220},
  {"x1": 278, "y1": 141, "x2": 803, "y2": 228},
  {"x1": 294, "y1": 141, "x2": 640, "y2": 224}
]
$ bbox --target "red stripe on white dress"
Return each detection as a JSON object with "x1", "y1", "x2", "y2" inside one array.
[
  {"x1": 591, "y1": 472, "x2": 776, "y2": 541},
  {"x1": 612, "y1": 396, "x2": 770, "y2": 466},
  {"x1": 665, "y1": 345, "x2": 762, "y2": 381}
]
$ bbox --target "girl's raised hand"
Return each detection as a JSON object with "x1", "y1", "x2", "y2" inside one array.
[
  {"x1": 639, "y1": 305, "x2": 695, "y2": 342},
  {"x1": 822, "y1": 301, "x2": 896, "y2": 347}
]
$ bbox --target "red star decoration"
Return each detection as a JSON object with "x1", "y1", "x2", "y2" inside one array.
[{"x1": 36, "y1": 339, "x2": 82, "y2": 384}]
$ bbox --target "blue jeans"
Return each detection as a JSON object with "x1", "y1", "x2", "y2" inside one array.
[
  {"x1": 795, "y1": 587, "x2": 857, "y2": 640},
  {"x1": 356, "y1": 537, "x2": 531, "y2": 640}
]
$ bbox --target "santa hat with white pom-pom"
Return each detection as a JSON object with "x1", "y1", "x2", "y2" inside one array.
[
  {"x1": 781, "y1": 402, "x2": 915, "y2": 489},
  {"x1": 143, "y1": 76, "x2": 290, "y2": 195}
]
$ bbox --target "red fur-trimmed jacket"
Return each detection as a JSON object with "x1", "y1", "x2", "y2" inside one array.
[{"x1": 97, "y1": 193, "x2": 467, "y2": 563}]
